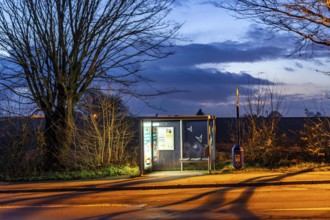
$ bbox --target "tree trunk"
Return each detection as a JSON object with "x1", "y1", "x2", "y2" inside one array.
[{"x1": 43, "y1": 100, "x2": 75, "y2": 171}]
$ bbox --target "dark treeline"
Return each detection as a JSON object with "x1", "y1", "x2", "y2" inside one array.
[{"x1": 0, "y1": 116, "x2": 329, "y2": 178}]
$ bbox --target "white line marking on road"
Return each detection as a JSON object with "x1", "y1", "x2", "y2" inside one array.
[
  {"x1": 271, "y1": 207, "x2": 330, "y2": 211},
  {"x1": 0, "y1": 203, "x2": 147, "y2": 209}
]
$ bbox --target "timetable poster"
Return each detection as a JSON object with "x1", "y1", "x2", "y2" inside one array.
[{"x1": 157, "y1": 127, "x2": 174, "y2": 150}]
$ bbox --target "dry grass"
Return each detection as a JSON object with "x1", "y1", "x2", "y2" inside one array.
[{"x1": 215, "y1": 161, "x2": 330, "y2": 174}]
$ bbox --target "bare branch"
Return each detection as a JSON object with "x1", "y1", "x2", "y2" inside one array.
[
  {"x1": 0, "y1": 0, "x2": 180, "y2": 170},
  {"x1": 212, "y1": 0, "x2": 330, "y2": 49}
]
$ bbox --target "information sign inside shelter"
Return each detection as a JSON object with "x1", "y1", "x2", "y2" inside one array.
[{"x1": 157, "y1": 127, "x2": 174, "y2": 150}]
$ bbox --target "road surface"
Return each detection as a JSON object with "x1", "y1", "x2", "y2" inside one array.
[{"x1": 1, "y1": 184, "x2": 330, "y2": 219}]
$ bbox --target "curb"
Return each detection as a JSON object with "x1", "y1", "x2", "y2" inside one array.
[{"x1": 1, "y1": 180, "x2": 330, "y2": 193}]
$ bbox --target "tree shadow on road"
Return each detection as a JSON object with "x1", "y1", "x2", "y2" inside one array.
[
  {"x1": 80, "y1": 168, "x2": 317, "y2": 219},
  {"x1": 0, "y1": 168, "x2": 320, "y2": 219}
]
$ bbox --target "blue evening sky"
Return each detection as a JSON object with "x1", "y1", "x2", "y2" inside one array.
[{"x1": 128, "y1": 0, "x2": 330, "y2": 117}]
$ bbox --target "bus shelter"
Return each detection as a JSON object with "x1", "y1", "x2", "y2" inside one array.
[{"x1": 139, "y1": 115, "x2": 216, "y2": 175}]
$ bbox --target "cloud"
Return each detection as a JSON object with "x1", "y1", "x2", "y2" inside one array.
[
  {"x1": 244, "y1": 25, "x2": 293, "y2": 48},
  {"x1": 131, "y1": 35, "x2": 291, "y2": 115},
  {"x1": 284, "y1": 67, "x2": 295, "y2": 72},
  {"x1": 130, "y1": 24, "x2": 330, "y2": 117},
  {"x1": 152, "y1": 41, "x2": 288, "y2": 69},
  {"x1": 295, "y1": 62, "x2": 304, "y2": 69},
  {"x1": 132, "y1": 61, "x2": 273, "y2": 116},
  {"x1": 245, "y1": 25, "x2": 330, "y2": 59},
  {"x1": 142, "y1": 67, "x2": 270, "y2": 101}
]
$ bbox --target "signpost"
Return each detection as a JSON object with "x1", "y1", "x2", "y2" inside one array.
[{"x1": 232, "y1": 88, "x2": 244, "y2": 169}]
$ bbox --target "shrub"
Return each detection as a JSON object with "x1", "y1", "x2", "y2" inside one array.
[
  {"x1": 300, "y1": 117, "x2": 330, "y2": 162},
  {"x1": 0, "y1": 118, "x2": 44, "y2": 179}
]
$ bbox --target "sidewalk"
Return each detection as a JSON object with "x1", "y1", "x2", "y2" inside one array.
[{"x1": 1, "y1": 170, "x2": 330, "y2": 193}]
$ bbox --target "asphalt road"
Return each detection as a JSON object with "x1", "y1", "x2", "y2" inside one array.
[{"x1": 1, "y1": 184, "x2": 330, "y2": 219}]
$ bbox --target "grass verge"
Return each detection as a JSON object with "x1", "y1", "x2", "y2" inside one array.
[
  {"x1": 215, "y1": 161, "x2": 330, "y2": 174},
  {"x1": 1, "y1": 165, "x2": 140, "y2": 182}
]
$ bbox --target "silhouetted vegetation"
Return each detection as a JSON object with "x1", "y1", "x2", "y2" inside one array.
[
  {"x1": 216, "y1": 116, "x2": 330, "y2": 168},
  {"x1": 0, "y1": 93, "x2": 139, "y2": 181}
]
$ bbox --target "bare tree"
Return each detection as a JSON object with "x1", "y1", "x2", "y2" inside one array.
[
  {"x1": 0, "y1": 0, "x2": 179, "y2": 170},
  {"x1": 213, "y1": 0, "x2": 330, "y2": 49},
  {"x1": 73, "y1": 91, "x2": 136, "y2": 168},
  {"x1": 240, "y1": 80, "x2": 287, "y2": 165}
]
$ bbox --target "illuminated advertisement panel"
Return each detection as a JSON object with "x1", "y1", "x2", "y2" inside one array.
[{"x1": 143, "y1": 122, "x2": 152, "y2": 169}]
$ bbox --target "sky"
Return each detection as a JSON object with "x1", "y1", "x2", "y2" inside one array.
[{"x1": 128, "y1": 0, "x2": 330, "y2": 118}]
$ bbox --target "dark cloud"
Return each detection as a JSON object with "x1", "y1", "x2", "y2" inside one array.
[
  {"x1": 129, "y1": 26, "x2": 330, "y2": 117},
  {"x1": 244, "y1": 25, "x2": 294, "y2": 48},
  {"x1": 245, "y1": 25, "x2": 330, "y2": 59},
  {"x1": 131, "y1": 64, "x2": 272, "y2": 116},
  {"x1": 142, "y1": 67, "x2": 270, "y2": 102},
  {"x1": 130, "y1": 35, "x2": 291, "y2": 116},
  {"x1": 284, "y1": 67, "x2": 295, "y2": 72},
  {"x1": 152, "y1": 41, "x2": 288, "y2": 68}
]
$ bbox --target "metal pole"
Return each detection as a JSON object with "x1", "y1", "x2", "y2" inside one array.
[
  {"x1": 180, "y1": 120, "x2": 183, "y2": 171},
  {"x1": 139, "y1": 120, "x2": 144, "y2": 176},
  {"x1": 207, "y1": 118, "x2": 211, "y2": 173},
  {"x1": 236, "y1": 88, "x2": 240, "y2": 146}
]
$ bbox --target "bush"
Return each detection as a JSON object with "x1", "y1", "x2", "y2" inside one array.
[
  {"x1": 0, "y1": 118, "x2": 45, "y2": 180},
  {"x1": 300, "y1": 117, "x2": 330, "y2": 162},
  {"x1": 3, "y1": 165, "x2": 140, "y2": 182},
  {"x1": 71, "y1": 92, "x2": 138, "y2": 170}
]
